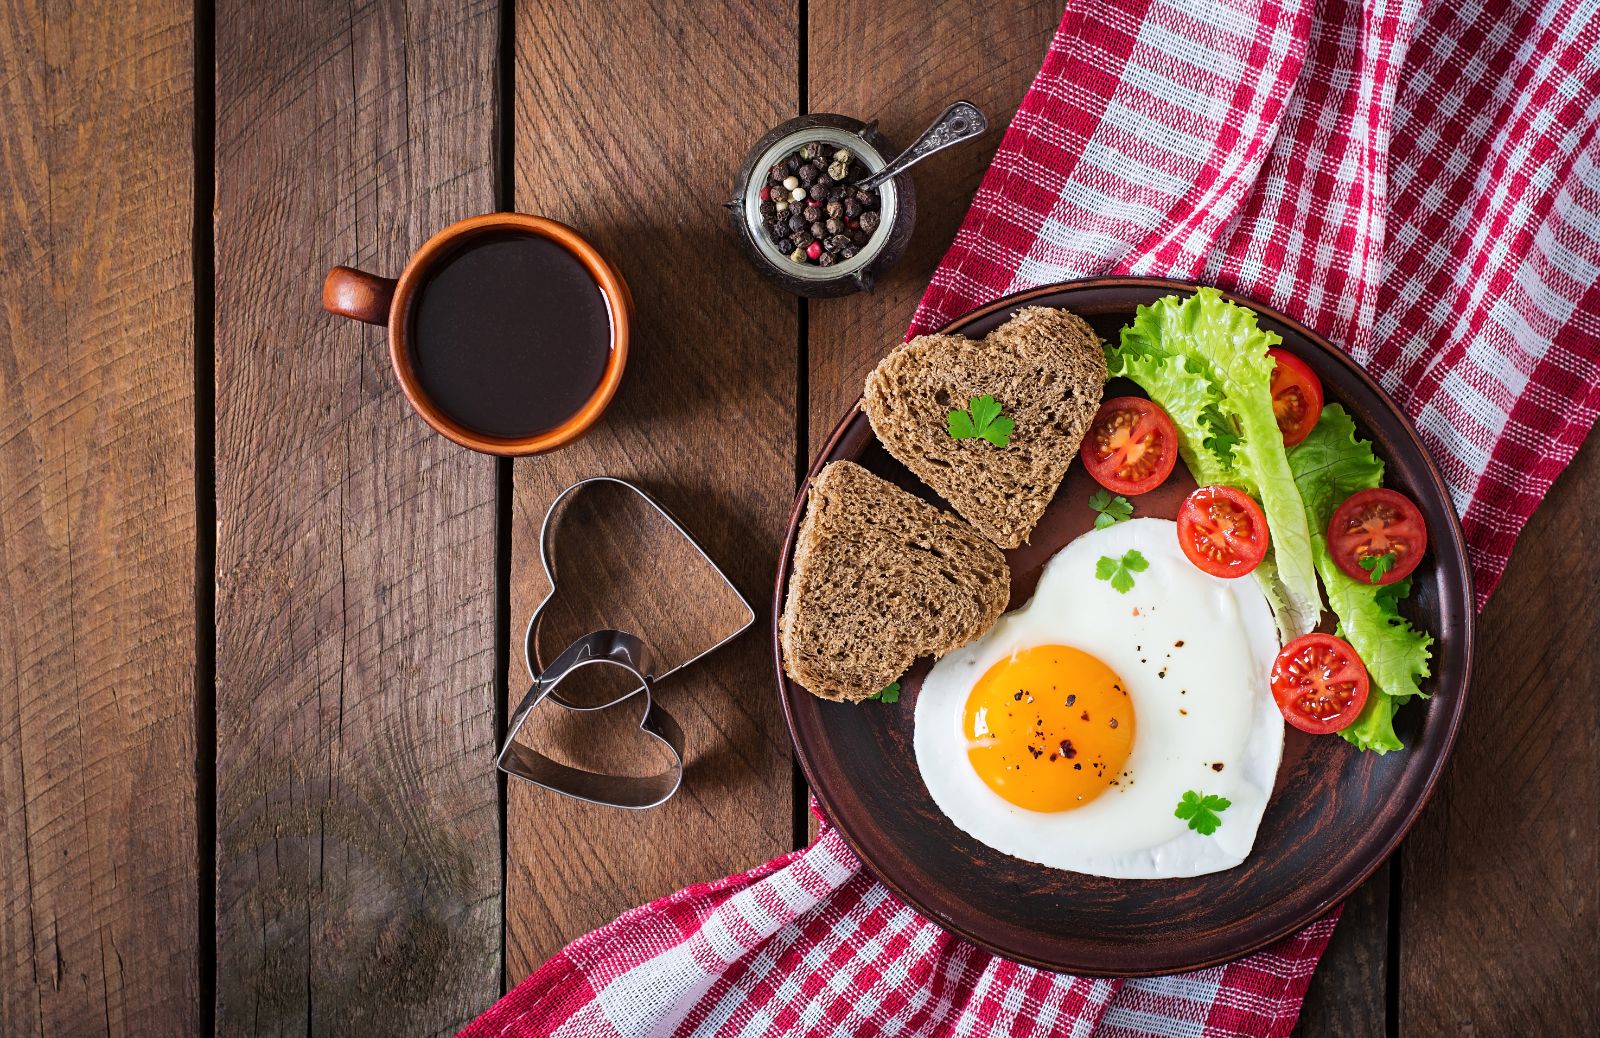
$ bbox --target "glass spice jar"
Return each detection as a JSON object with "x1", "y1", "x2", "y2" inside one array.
[{"x1": 728, "y1": 114, "x2": 916, "y2": 298}]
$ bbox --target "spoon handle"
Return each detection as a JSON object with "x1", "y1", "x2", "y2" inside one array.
[{"x1": 854, "y1": 101, "x2": 989, "y2": 192}]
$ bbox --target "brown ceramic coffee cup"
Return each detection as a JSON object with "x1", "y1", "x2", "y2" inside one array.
[{"x1": 322, "y1": 212, "x2": 631, "y2": 456}]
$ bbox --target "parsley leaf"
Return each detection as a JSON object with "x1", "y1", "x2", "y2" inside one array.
[
  {"x1": 1359, "y1": 551, "x2": 1397, "y2": 584},
  {"x1": 1095, "y1": 549, "x2": 1149, "y2": 593},
  {"x1": 870, "y1": 681, "x2": 901, "y2": 703},
  {"x1": 947, "y1": 395, "x2": 1015, "y2": 448},
  {"x1": 1088, "y1": 489, "x2": 1134, "y2": 530},
  {"x1": 1174, "y1": 790, "x2": 1232, "y2": 835}
]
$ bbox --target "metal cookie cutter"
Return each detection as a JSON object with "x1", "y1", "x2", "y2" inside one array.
[{"x1": 496, "y1": 477, "x2": 755, "y2": 809}]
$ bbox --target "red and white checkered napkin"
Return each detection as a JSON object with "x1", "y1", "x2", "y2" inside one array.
[{"x1": 465, "y1": 0, "x2": 1600, "y2": 1034}]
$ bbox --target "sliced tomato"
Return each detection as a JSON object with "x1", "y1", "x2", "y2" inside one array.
[
  {"x1": 1329, "y1": 487, "x2": 1428, "y2": 586},
  {"x1": 1267, "y1": 347, "x2": 1324, "y2": 447},
  {"x1": 1176, "y1": 485, "x2": 1270, "y2": 578},
  {"x1": 1081, "y1": 396, "x2": 1179, "y2": 496},
  {"x1": 1271, "y1": 633, "x2": 1370, "y2": 734}
]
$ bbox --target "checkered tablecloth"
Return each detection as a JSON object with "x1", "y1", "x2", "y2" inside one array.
[{"x1": 463, "y1": 0, "x2": 1600, "y2": 1034}]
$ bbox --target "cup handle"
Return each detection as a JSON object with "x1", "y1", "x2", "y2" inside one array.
[{"x1": 322, "y1": 266, "x2": 397, "y2": 325}]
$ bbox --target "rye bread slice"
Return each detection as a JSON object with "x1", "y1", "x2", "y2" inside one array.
[
  {"x1": 780, "y1": 461, "x2": 1009, "y2": 703},
  {"x1": 862, "y1": 306, "x2": 1107, "y2": 549}
]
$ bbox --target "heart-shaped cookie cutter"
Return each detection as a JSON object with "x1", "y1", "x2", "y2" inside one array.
[{"x1": 497, "y1": 477, "x2": 756, "y2": 809}]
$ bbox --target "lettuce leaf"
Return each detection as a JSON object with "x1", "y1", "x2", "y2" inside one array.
[
  {"x1": 1112, "y1": 289, "x2": 1322, "y2": 640},
  {"x1": 1288, "y1": 405, "x2": 1434, "y2": 753}
]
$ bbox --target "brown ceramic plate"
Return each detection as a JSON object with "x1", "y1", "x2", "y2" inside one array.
[{"x1": 772, "y1": 277, "x2": 1473, "y2": 976}]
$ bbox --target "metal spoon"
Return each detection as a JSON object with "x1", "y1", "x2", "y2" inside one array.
[{"x1": 853, "y1": 100, "x2": 989, "y2": 193}]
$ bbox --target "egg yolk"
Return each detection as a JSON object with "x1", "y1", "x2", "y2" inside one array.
[{"x1": 964, "y1": 644, "x2": 1135, "y2": 813}]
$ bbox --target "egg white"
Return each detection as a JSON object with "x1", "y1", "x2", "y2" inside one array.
[{"x1": 913, "y1": 518, "x2": 1283, "y2": 878}]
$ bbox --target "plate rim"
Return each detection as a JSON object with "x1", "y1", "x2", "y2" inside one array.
[{"x1": 771, "y1": 274, "x2": 1475, "y2": 975}]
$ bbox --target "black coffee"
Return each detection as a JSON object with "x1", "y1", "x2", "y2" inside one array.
[{"x1": 410, "y1": 232, "x2": 612, "y2": 439}]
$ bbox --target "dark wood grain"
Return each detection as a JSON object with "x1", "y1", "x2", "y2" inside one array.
[
  {"x1": 504, "y1": 0, "x2": 799, "y2": 981},
  {"x1": 0, "y1": 1, "x2": 199, "y2": 1033},
  {"x1": 776, "y1": 280, "x2": 1474, "y2": 976},
  {"x1": 1399, "y1": 433, "x2": 1599, "y2": 1036},
  {"x1": 1293, "y1": 865, "x2": 1390, "y2": 1038},
  {"x1": 805, "y1": 0, "x2": 1062, "y2": 455},
  {"x1": 213, "y1": 1, "x2": 500, "y2": 1032}
]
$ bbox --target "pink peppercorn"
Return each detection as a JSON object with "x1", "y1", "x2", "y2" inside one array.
[
  {"x1": 806, "y1": 241, "x2": 822, "y2": 260},
  {"x1": 759, "y1": 186, "x2": 770, "y2": 201}
]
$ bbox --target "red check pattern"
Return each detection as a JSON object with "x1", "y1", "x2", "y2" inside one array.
[{"x1": 465, "y1": 0, "x2": 1600, "y2": 1034}]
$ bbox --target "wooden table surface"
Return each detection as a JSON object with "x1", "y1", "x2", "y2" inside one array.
[{"x1": 1, "y1": 2, "x2": 1594, "y2": 1035}]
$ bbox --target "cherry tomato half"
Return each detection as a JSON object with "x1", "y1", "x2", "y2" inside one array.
[
  {"x1": 1176, "y1": 485, "x2": 1270, "y2": 578},
  {"x1": 1271, "y1": 633, "x2": 1370, "y2": 734},
  {"x1": 1081, "y1": 396, "x2": 1179, "y2": 496},
  {"x1": 1328, "y1": 487, "x2": 1428, "y2": 586},
  {"x1": 1267, "y1": 347, "x2": 1324, "y2": 447}
]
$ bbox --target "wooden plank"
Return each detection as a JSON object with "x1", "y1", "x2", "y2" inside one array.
[
  {"x1": 1292, "y1": 866, "x2": 1389, "y2": 1037},
  {"x1": 805, "y1": 0, "x2": 1062, "y2": 453},
  {"x1": 0, "y1": 1, "x2": 199, "y2": 1033},
  {"x1": 212, "y1": 1, "x2": 501, "y2": 1031},
  {"x1": 1399, "y1": 434, "x2": 1599, "y2": 1035},
  {"x1": 504, "y1": 0, "x2": 798, "y2": 980}
]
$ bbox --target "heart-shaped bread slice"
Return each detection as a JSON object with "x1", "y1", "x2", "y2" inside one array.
[
  {"x1": 780, "y1": 461, "x2": 1010, "y2": 703},
  {"x1": 863, "y1": 306, "x2": 1106, "y2": 549}
]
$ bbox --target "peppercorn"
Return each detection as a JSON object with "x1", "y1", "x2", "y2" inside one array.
[
  {"x1": 781, "y1": 175, "x2": 799, "y2": 191},
  {"x1": 827, "y1": 159, "x2": 849, "y2": 181},
  {"x1": 790, "y1": 232, "x2": 813, "y2": 251},
  {"x1": 758, "y1": 199, "x2": 775, "y2": 219},
  {"x1": 827, "y1": 187, "x2": 845, "y2": 203},
  {"x1": 798, "y1": 142, "x2": 819, "y2": 161},
  {"x1": 802, "y1": 203, "x2": 822, "y2": 222},
  {"x1": 769, "y1": 164, "x2": 785, "y2": 183},
  {"x1": 787, "y1": 187, "x2": 805, "y2": 203},
  {"x1": 816, "y1": 172, "x2": 833, "y2": 189},
  {"x1": 806, "y1": 241, "x2": 823, "y2": 260},
  {"x1": 798, "y1": 164, "x2": 818, "y2": 186},
  {"x1": 858, "y1": 210, "x2": 880, "y2": 235},
  {"x1": 843, "y1": 198, "x2": 861, "y2": 219},
  {"x1": 840, "y1": 244, "x2": 858, "y2": 259},
  {"x1": 824, "y1": 218, "x2": 842, "y2": 236},
  {"x1": 767, "y1": 220, "x2": 786, "y2": 238},
  {"x1": 832, "y1": 148, "x2": 852, "y2": 163},
  {"x1": 787, "y1": 213, "x2": 805, "y2": 232},
  {"x1": 854, "y1": 188, "x2": 873, "y2": 205},
  {"x1": 825, "y1": 200, "x2": 844, "y2": 219},
  {"x1": 775, "y1": 236, "x2": 793, "y2": 253},
  {"x1": 817, "y1": 251, "x2": 836, "y2": 267},
  {"x1": 810, "y1": 221, "x2": 826, "y2": 239},
  {"x1": 808, "y1": 183, "x2": 826, "y2": 201},
  {"x1": 850, "y1": 228, "x2": 868, "y2": 246},
  {"x1": 773, "y1": 199, "x2": 788, "y2": 214},
  {"x1": 825, "y1": 234, "x2": 852, "y2": 253},
  {"x1": 789, "y1": 247, "x2": 806, "y2": 263},
  {"x1": 786, "y1": 155, "x2": 802, "y2": 173}
]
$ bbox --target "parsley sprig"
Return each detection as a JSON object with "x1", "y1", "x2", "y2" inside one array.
[
  {"x1": 869, "y1": 681, "x2": 901, "y2": 703},
  {"x1": 1358, "y1": 551, "x2": 1397, "y2": 584},
  {"x1": 947, "y1": 395, "x2": 1015, "y2": 448},
  {"x1": 1095, "y1": 549, "x2": 1148, "y2": 594},
  {"x1": 1088, "y1": 489, "x2": 1134, "y2": 530},
  {"x1": 1175, "y1": 790, "x2": 1231, "y2": 835}
]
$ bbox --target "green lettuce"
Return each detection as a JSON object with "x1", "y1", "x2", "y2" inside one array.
[
  {"x1": 1110, "y1": 289, "x2": 1321, "y2": 640},
  {"x1": 1288, "y1": 405, "x2": 1434, "y2": 753}
]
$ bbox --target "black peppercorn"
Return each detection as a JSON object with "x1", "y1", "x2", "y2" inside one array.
[
  {"x1": 840, "y1": 244, "x2": 858, "y2": 259},
  {"x1": 798, "y1": 164, "x2": 818, "y2": 186},
  {"x1": 788, "y1": 212, "x2": 806, "y2": 232},
  {"x1": 808, "y1": 183, "x2": 826, "y2": 201},
  {"x1": 768, "y1": 220, "x2": 788, "y2": 241},
  {"x1": 758, "y1": 199, "x2": 776, "y2": 219},
  {"x1": 843, "y1": 198, "x2": 861, "y2": 219},
  {"x1": 810, "y1": 221, "x2": 826, "y2": 239},
  {"x1": 802, "y1": 203, "x2": 822, "y2": 222},
  {"x1": 768, "y1": 164, "x2": 786, "y2": 183},
  {"x1": 824, "y1": 218, "x2": 843, "y2": 236},
  {"x1": 786, "y1": 156, "x2": 802, "y2": 173},
  {"x1": 825, "y1": 234, "x2": 852, "y2": 253},
  {"x1": 816, "y1": 172, "x2": 833, "y2": 188},
  {"x1": 817, "y1": 251, "x2": 836, "y2": 267},
  {"x1": 859, "y1": 210, "x2": 880, "y2": 235},
  {"x1": 850, "y1": 229, "x2": 868, "y2": 246},
  {"x1": 828, "y1": 186, "x2": 846, "y2": 203},
  {"x1": 775, "y1": 236, "x2": 793, "y2": 253}
]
